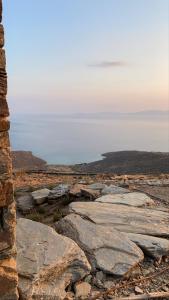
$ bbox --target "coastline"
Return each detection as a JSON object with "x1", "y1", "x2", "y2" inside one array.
[{"x1": 12, "y1": 150, "x2": 169, "y2": 174}]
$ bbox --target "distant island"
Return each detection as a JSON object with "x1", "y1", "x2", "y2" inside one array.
[{"x1": 67, "y1": 110, "x2": 169, "y2": 119}]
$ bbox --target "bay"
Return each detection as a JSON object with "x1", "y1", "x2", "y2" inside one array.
[{"x1": 10, "y1": 113, "x2": 169, "y2": 165}]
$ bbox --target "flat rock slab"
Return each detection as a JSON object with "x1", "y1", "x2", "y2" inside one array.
[
  {"x1": 56, "y1": 214, "x2": 144, "y2": 276},
  {"x1": 69, "y1": 202, "x2": 169, "y2": 237},
  {"x1": 17, "y1": 218, "x2": 90, "y2": 300},
  {"x1": 101, "y1": 185, "x2": 129, "y2": 195},
  {"x1": 88, "y1": 183, "x2": 107, "y2": 190},
  {"x1": 124, "y1": 232, "x2": 169, "y2": 259},
  {"x1": 16, "y1": 194, "x2": 34, "y2": 214},
  {"x1": 31, "y1": 188, "x2": 50, "y2": 205},
  {"x1": 95, "y1": 192, "x2": 155, "y2": 207}
]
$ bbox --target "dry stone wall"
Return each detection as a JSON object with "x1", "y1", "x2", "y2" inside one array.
[{"x1": 0, "y1": 1, "x2": 18, "y2": 299}]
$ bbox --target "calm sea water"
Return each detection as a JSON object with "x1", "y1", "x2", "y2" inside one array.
[{"x1": 10, "y1": 114, "x2": 169, "y2": 165}]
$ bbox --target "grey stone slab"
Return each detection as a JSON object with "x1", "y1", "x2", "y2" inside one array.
[
  {"x1": 125, "y1": 232, "x2": 169, "y2": 259},
  {"x1": 17, "y1": 218, "x2": 90, "y2": 300},
  {"x1": 69, "y1": 202, "x2": 169, "y2": 237},
  {"x1": 56, "y1": 214, "x2": 144, "y2": 276},
  {"x1": 95, "y1": 192, "x2": 155, "y2": 207},
  {"x1": 101, "y1": 185, "x2": 129, "y2": 195}
]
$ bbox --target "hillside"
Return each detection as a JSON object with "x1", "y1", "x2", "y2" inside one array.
[
  {"x1": 12, "y1": 151, "x2": 47, "y2": 170},
  {"x1": 73, "y1": 151, "x2": 169, "y2": 174}
]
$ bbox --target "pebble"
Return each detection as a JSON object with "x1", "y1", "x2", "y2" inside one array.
[
  {"x1": 135, "y1": 286, "x2": 144, "y2": 294},
  {"x1": 162, "y1": 286, "x2": 169, "y2": 292},
  {"x1": 96, "y1": 271, "x2": 104, "y2": 282},
  {"x1": 75, "y1": 282, "x2": 91, "y2": 299},
  {"x1": 84, "y1": 274, "x2": 92, "y2": 283}
]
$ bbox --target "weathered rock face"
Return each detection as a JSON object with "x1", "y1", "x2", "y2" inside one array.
[
  {"x1": 69, "y1": 202, "x2": 169, "y2": 237},
  {"x1": 56, "y1": 214, "x2": 144, "y2": 276},
  {"x1": 0, "y1": 1, "x2": 18, "y2": 298},
  {"x1": 17, "y1": 218, "x2": 91, "y2": 300}
]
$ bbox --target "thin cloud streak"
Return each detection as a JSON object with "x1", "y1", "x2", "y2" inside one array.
[{"x1": 88, "y1": 61, "x2": 127, "y2": 68}]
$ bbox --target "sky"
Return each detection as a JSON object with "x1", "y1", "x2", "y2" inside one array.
[{"x1": 3, "y1": 0, "x2": 169, "y2": 114}]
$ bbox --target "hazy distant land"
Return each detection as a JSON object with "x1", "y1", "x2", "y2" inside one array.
[{"x1": 12, "y1": 150, "x2": 169, "y2": 174}]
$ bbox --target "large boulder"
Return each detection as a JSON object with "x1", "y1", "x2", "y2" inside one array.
[
  {"x1": 95, "y1": 192, "x2": 154, "y2": 207},
  {"x1": 56, "y1": 214, "x2": 144, "y2": 276},
  {"x1": 16, "y1": 218, "x2": 91, "y2": 300},
  {"x1": 69, "y1": 202, "x2": 169, "y2": 237}
]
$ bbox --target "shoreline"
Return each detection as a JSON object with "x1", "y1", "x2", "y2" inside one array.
[{"x1": 12, "y1": 150, "x2": 169, "y2": 175}]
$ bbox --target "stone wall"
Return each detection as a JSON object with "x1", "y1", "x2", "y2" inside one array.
[{"x1": 0, "y1": 1, "x2": 18, "y2": 299}]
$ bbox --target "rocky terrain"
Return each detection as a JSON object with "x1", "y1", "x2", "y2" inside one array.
[
  {"x1": 10, "y1": 152, "x2": 169, "y2": 299},
  {"x1": 14, "y1": 172, "x2": 169, "y2": 299}
]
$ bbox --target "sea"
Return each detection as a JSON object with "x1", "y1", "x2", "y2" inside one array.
[{"x1": 10, "y1": 113, "x2": 169, "y2": 165}]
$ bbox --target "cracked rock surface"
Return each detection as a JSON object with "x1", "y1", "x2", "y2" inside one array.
[
  {"x1": 16, "y1": 218, "x2": 91, "y2": 300},
  {"x1": 56, "y1": 214, "x2": 144, "y2": 276}
]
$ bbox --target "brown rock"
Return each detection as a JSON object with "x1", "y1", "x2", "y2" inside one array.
[
  {"x1": 0, "y1": 96, "x2": 9, "y2": 117},
  {"x1": 0, "y1": 48, "x2": 5, "y2": 69},
  {"x1": 0, "y1": 147, "x2": 12, "y2": 175},
  {"x1": 0, "y1": 178, "x2": 13, "y2": 207},
  {"x1": 0, "y1": 70, "x2": 7, "y2": 95},
  {"x1": 0, "y1": 117, "x2": 10, "y2": 132},
  {"x1": 0, "y1": 24, "x2": 4, "y2": 47},
  {"x1": 69, "y1": 184, "x2": 85, "y2": 197},
  {"x1": 75, "y1": 282, "x2": 91, "y2": 299},
  {"x1": 0, "y1": 203, "x2": 16, "y2": 255},
  {"x1": 0, "y1": 258, "x2": 18, "y2": 300},
  {"x1": 0, "y1": 1, "x2": 18, "y2": 298},
  {"x1": 0, "y1": 131, "x2": 9, "y2": 148}
]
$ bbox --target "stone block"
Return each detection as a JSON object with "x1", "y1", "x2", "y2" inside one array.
[
  {"x1": 0, "y1": 69, "x2": 7, "y2": 95},
  {"x1": 0, "y1": 147, "x2": 11, "y2": 175},
  {"x1": 0, "y1": 131, "x2": 9, "y2": 148},
  {"x1": 0, "y1": 95, "x2": 9, "y2": 117},
  {"x1": 0, "y1": 258, "x2": 18, "y2": 300},
  {"x1": 0, "y1": 24, "x2": 4, "y2": 47},
  {"x1": 0, "y1": 203, "x2": 16, "y2": 254},
  {"x1": 0, "y1": 178, "x2": 13, "y2": 207},
  {"x1": 0, "y1": 117, "x2": 10, "y2": 132},
  {"x1": 0, "y1": 48, "x2": 5, "y2": 69}
]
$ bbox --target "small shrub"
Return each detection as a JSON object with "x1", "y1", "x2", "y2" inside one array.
[
  {"x1": 53, "y1": 209, "x2": 64, "y2": 222},
  {"x1": 37, "y1": 206, "x2": 46, "y2": 214},
  {"x1": 25, "y1": 212, "x2": 43, "y2": 222}
]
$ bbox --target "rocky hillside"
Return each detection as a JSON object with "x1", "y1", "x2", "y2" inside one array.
[
  {"x1": 73, "y1": 151, "x2": 169, "y2": 174},
  {"x1": 12, "y1": 151, "x2": 47, "y2": 170}
]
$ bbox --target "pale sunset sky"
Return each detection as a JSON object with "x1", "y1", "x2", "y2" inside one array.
[{"x1": 3, "y1": 0, "x2": 169, "y2": 114}]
